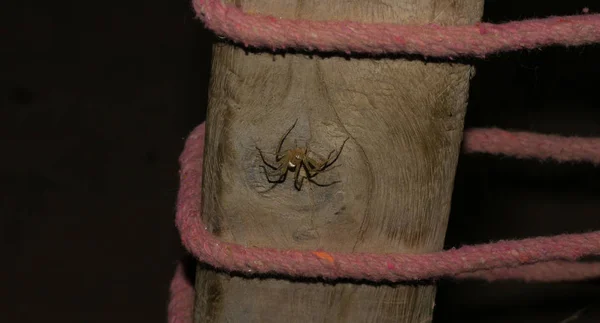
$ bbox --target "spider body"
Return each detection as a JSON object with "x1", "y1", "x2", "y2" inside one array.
[{"x1": 256, "y1": 120, "x2": 349, "y2": 191}]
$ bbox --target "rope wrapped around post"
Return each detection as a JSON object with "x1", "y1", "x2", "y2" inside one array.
[{"x1": 168, "y1": 2, "x2": 600, "y2": 322}]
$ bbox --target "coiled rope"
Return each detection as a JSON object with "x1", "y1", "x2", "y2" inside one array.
[{"x1": 168, "y1": 2, "x2": 600, "y2": 321}]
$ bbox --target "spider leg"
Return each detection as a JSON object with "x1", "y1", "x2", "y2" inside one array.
[
  {"x1": 258, "y1": 175, "x2": 285, "y2": 193},
  {"x1": 294, "y1": 175, "x2": 305, "y2": 191},
  {"x1": 256, "y1": 147, "x2": 278, "y2": 170},
  {"x1": 258, "y1": 173, "x2": 286, "y2": 192},
  {"x1": 302, "y1": 162, "x2": 341, "y2": 188},
  {"x1": 304, "y1": 158, "x2": 340, "y2": 177},
  {"x1": 276, "y1": 119, "x2": 298, "y2": 156},
  {"x1": 322, "y1": 136, "x2": 350, "y2": 170},
  {"x1": 306, "y1": 176, "x2": 341, "y2": 187},
  {"x1": 293, "y1": 162, "x2": 304, "y2": 191},
  {"x1": 315, "y1": 164, "x2": 341, "y2": 174},
  {"x1": 325, "y1": 149, "x2": 336, "y2": 162},
  {"x1": 260, "y1": 165, "x2": 287, "y2": 183}
]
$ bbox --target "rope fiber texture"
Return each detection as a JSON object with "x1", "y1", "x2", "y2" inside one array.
[
  {"x1": 169, "y1": 123, "x2": 600, "y2": 323},
  {"x1": 168, "y1": 2, "x2": 600, "y2": 322},
  {"x1": 176, "y1": 122, "x2": 600, "y2": 283},
  {"x1": 193, "y1": 0, "x2": 600, "y2": 57}
]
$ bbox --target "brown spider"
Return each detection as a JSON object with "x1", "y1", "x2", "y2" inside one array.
[{"x1": 256, "y1": 119, "x2": 349, "y2": 191}]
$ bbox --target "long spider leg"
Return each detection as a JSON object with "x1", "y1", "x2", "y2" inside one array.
[
  {"x1": 302, "y1": 162, "x2": 340, "y2": 188},
  {"x1": 258, "y1": 174, "x2": 285, "y2": 193},
  {"x1": 325, "y1": 149, "x2": 336, "y2": 161},
  {"x1": 256, "y1": 147, "x2": 278, "y2": 170},
  {"x1": 293, "y1": 162, "x2": 303, "y2": 191},
  {"x1": 295, "y1": 176, "x2": 305, "y2": 191},
  {"x1": 258, "y1": 165, "x2": 287, "y2": 193},
  {"x1": 313, "y1": 149, "x2": 336, "y2": 171},
  {"x1": 260, "y1": 165, "x2": 287, "y2": 183},
  {"x1": 306, "y1": 164, "x2": 341, "y2": 177},
  {"x1": 276, "y1": 119, "x2": 298, "y2": 157},
  {"x1": 306, "y1": 176, "x2": 340, "y2": 187},
  {"x1": 295, "y1": 175, "x2": 305, "y2": 191},
  {"x1": 322, "y1": 136, "x2": 350, "y2": 170}
]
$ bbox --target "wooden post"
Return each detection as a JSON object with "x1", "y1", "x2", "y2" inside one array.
[{"x1": 195, "y1": 0, "x2": 484, "y2": 321}]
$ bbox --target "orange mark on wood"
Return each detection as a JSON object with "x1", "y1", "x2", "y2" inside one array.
[{"x1": 313, "y1": 251, "x2": 335, "y2": 264}]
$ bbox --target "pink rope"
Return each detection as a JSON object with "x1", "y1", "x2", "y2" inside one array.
[
  {"x1": 456, "y1": 260, "x2": 600, "y2": 282},
  {"x1": 193, "y1": 0, "x2": 600, "y2": 57},
  {"x1": 168, "y1": 260, "x2": 600, "y2": 323},
  {"x1": 175, "y1": 123, "x2": 600, "y2": 281},
  {"x1": 167, "y1": 3, "x2": 600, "y2": 321},
  {"x1": 168, "y1": 124, "x2": 600, "y2": 322},
  {"x1": 168, "y1": 263, "x2": 195, "y2": 323},
  {"x1": 464, "y1": 128, "x2": 600, "y2": 164},
  {"x1": 168, "y1": 261, "x2": 600, "y2": 323}
]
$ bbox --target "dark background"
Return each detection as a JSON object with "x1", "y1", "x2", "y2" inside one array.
[{"x1": 2, "y1": 0, "x2": 599, "y2": 322}]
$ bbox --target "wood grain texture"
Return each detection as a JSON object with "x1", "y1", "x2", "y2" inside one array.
[{"x1": 195, "y1": 0, "x2": 484, "y2": 322}]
